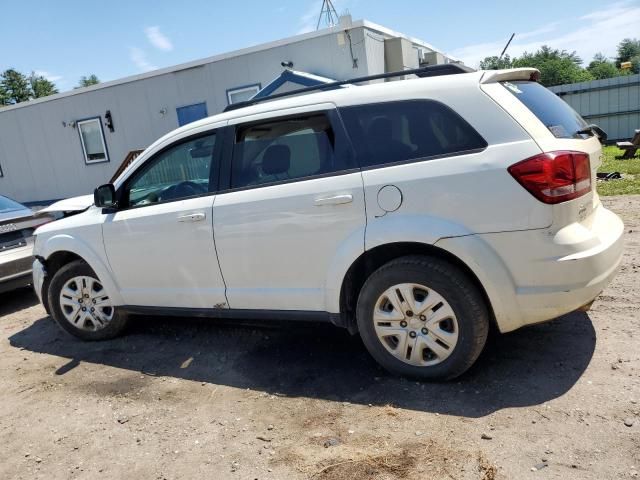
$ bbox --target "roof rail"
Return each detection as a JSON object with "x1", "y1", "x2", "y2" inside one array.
[{"x1": 223, "y1": 63, "x2": 474, "y2": 112}]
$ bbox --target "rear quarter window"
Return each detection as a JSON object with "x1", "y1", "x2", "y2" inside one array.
[
  {"x1": 501, "y1": 81, "x2": 588, "y2": 139},
  {"x1": 339, "y1": 100, "x2": 487, "y2": 169}
]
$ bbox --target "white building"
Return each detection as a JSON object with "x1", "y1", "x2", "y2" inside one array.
[{"x1": 0, "y1": 17, "x2": 458, "y2": 203}]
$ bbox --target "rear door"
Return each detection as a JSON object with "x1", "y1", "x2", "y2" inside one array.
[{"x1": 212, "y1": 105, "x2": 366, "y2": 311}]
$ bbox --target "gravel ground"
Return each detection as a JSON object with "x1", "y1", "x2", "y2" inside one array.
[{"x1": 0, "y1": 195, "x2": 638, "y2": 480}]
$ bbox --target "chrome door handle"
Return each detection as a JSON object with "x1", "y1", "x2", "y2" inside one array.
[
  {"x1": 178, "y1": 212, "x2": 206, "y2": 222},
  {"x1": 314, "y1": 194, "x2": 353, "y2": 206}
]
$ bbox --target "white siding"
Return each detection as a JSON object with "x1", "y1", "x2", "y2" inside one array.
[{"x1": 0, "y1": 23, "x2": 451, "y2": 203}]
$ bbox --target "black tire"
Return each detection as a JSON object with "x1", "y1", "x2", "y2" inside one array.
[
  {"x1": 356, "y1": 255, "x2": 489, "y2": 380},
  {"x1": 48, "y1": 260, "x2": 129, "y2": 341}
]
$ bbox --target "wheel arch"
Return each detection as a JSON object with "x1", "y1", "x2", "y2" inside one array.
[
  {"x1": 39, "y1": 234, "x2": 124, "y2": 307},
  {"x1": 336, "y1": 242, "x2": 496, "y2": 334}
]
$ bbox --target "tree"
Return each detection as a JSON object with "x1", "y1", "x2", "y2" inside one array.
[
  {"x1": 77, "y1": 74, "x2": 100, "y2": 88},
  {"x1": 479, "y1": 46, "x2": 596, "y2": 87},
  {"x1": 0, "y1": 69, "x2": 31, "y2": 104},
  {"x1": 511, "y1": 46, "x2": 592, "y2": 87},
  {"x1": 29, "y1": 71, "x2": 58, "y2": 98},
  {"x1": 0, "y1": 86, "x2": 8, "y2": 106},
  {"x1": 616, "y1": 38, "x2": 640, "y2": 67},
  {"x1": 479, "y1": 54, "x2": 513, "y2": 70},
  {"x1": 587, "y1": 53, "x2": 620, "y2": 80}
]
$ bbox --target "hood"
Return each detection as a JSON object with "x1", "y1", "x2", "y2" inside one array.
[
  {"x1": 0, "y1": 207, "x2": 34, "y2": 224},
  {"x1": 39, "y1": 194, "x2": 94, "y2": 214}
]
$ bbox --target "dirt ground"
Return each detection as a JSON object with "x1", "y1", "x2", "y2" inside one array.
[{"x1": 0, "y1": 195, "x2": 638, "y2": 480}]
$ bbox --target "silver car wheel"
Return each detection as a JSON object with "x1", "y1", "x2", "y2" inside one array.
[
  {"x1": 373, "y1": 283, "x2": 459, "y2": 367},
  {"x1": 59, "y1": 275, "x2": 114, "y2": 331}
]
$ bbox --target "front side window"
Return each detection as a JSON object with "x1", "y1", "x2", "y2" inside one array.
[
  {"x1": 77, "y1": 117, "x2": 108, "y2": 164},
  {"x1": 126, "y1": 133, "x2": 216, "y2": 207},
  {"x1": 340, "y1": 100, "x2": 487, "y2": 168},
  {"x1": 231, "y1": 113, "x2": 341, "y2": 189}
]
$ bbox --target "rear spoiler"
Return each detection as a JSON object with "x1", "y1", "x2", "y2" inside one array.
[{"x1": 479, "y1": 68, "x2": 540, "y2": 84}]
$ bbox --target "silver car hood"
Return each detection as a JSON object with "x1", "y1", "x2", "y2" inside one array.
[
  {"x1": 0, "y1": 207, "x2": 34, "y2": 223},
  {"x1": 39, "y1": 194, "x2": 94, "y2": 214}
]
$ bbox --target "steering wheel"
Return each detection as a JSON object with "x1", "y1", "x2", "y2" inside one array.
[{"x1": 159, "y1": 181, "x2": 207, "y2": 201}]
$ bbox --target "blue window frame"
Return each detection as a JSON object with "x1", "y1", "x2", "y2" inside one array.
[{"x1": 176, "y1": 102, "x2": 208, "y2": 127}]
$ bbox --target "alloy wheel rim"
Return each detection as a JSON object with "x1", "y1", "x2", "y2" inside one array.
[
  {"x1": 59, "y1": 276, "x2": 114, "y2": 331},
  {"x1": 373, "y1": 283, "x2": 459, "y2": 367}
]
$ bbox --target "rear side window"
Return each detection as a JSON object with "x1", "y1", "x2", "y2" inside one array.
[
  {"x1": 232, "y1": 113, "x2": 346, "y2": 188},
  {"x1": 339, "y1": 100, "x2": 487, "y2": 168},
  {"x1": 502, "y1": 81, "x2": 587, "y2": 139}
]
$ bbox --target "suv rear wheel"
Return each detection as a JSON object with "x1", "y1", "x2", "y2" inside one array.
[
  {"x1": 48, "y1": 260, "x2": 128, "y2": 341},
  {"x1": 356, "y1": 255, "x2": 489, "y2": 380}
]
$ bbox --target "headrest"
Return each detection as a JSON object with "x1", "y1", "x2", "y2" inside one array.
[{"x1": 262, "y1": 145, "x2": 291, "y2": 175}]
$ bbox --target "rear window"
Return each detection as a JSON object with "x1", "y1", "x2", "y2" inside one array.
[
  {"x1": 502, "y1": 81, "x2": 587, "y2": 139},
  {"x1": 339, "y1": 100, "x2": 487, "y2": 169}
]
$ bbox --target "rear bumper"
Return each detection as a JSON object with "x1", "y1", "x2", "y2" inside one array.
[
  {"x1": 436, "y1": 203, "x2": 624, "y2": 332},
  {"x1": 0, "y1": 246, "x2": 34, "y2": 294}
]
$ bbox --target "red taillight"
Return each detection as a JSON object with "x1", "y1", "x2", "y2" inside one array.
[{"x1": 508, "y1": 151, "x2": 591, "y2": 204}]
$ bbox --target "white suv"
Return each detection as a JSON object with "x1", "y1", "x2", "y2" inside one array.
[{"x1": 32, "y1": 67, "x2": 624, "y2": 380}]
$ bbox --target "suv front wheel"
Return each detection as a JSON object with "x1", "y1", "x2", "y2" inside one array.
[
  {"x1": 48, "y1": 260, "x2": 129, "y2": 341},
  {"x1": 356, "y1": 255, "x2": 489, "y2": 380}
]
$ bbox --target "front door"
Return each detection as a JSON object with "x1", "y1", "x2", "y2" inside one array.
[
  {"x1": 213, "y1": 106, "x2": 366, "y2": 311},
  {"x1": 102, "y1": 129, "x2": 227, "y2": 309}
]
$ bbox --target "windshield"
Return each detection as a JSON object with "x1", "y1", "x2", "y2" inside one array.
[
  {"x1": 0, "y1": 195, "x2": 27, "y2": 214},
  {"x1": 501, "y1": 81, "x2": 588, "y2": 139}
]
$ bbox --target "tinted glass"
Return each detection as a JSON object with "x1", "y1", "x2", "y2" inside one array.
[
  {"x1": 127, "y1": 133, "x2": 216, "y2": 207},
  {"x1": 340, "y1": 100, "x2": 487, "y2": 168},
  {"x1": 0, "y1": 195, "x2": 26, "y2": 214},
  {"x1": 231, "y1": 114, "x2": 340, "y2": 188},
  {"x1": 502, "y1": 81, "x2": 588, "y2": 139}
]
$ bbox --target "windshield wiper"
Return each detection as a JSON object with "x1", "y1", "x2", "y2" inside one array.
[{"x1": 576, "y1": 124, "x2": 608, "y2": 143}]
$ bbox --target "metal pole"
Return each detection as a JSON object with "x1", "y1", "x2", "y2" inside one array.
[{"x1": 499, "y1": 33, "x2": 515, "y2": 60}]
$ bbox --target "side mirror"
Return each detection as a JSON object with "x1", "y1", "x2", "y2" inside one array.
[{"x1": 94, "y1": 184, "x2": 117, "y2": 208}]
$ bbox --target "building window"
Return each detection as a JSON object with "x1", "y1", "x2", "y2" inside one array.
[
  {"x1": 227, "y1": 84, "x2": 261, "y2": 105},
  {"x1": 77, "y1": 117, "x2": 109, "y2": 164},
  {"x1": 176, "y1": 102, "x2": 208, "y2": 127}
]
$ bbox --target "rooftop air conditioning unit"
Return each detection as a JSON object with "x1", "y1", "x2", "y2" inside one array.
[{"x1": 421, "y1": 51, "x2": 445, "y2": 66}]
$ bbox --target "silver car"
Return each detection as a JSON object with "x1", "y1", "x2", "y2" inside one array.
[{"x1": 0, "y1": 195, "x2": 53, "y2": 293}]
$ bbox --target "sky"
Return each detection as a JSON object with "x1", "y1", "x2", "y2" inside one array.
[{"x1": 1, "y1": 0, "x2": 638, "y2": 92}]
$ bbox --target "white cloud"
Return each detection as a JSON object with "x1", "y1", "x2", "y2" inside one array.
[
  {"x1": 145, "y1": 26, "x2": 173, "y2": 52},
  {"x1": 129, "y1": 47, "x2": 157, "y2": 72},
  {"x1": 451, "y1": 1, "x2": 640, "y2": 68},
  {"x1": 34, "y1": 70, "x2": 63, "y2": 82}
]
